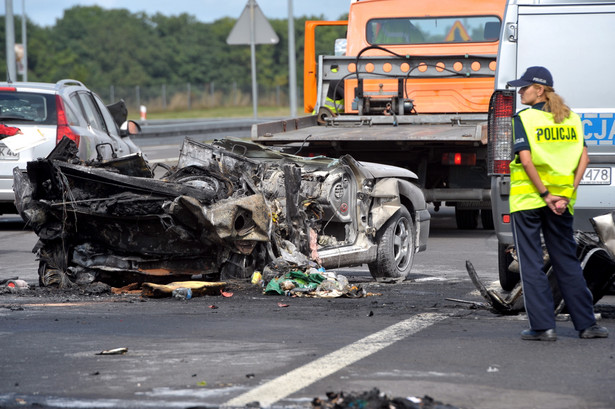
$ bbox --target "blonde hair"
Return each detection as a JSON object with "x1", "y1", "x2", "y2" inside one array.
[{"x1": 540, "y1": 85, "x2": 571, "y2": 124}]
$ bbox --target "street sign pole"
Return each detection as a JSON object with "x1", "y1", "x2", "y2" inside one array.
[
  {"x1": 288, "y1": 0, "x2": 297, "y2": 117},
  {"x1": 249, "y1": 0, "x2": 258, "y2": 119},
  {"x1": 227, "y1": 0, "x2": 279, "y2": 120},
  {"x1": 21, "y1": 0, "x2": 28, "y2": 81},
  {"x1": 5, "y1": 0, "x2": 17, "y2": 82}
]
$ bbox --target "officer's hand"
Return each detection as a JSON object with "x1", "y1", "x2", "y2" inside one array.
[{"x1": 545, "y1": 194, "x2": 569, "y2": 215}]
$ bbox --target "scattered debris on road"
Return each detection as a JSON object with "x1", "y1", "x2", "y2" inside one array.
[
  {"x1": 140, "y1": 280, "x2": 226, "y2": 298},
  {"x1": 96, "y1": 347, "x2": 128, "y2": 356},
  {"x1": 312, "y1": 388, "x2": 462, "y2": 409},
  {"x1": 467, "y1": 223, "x2": 615, "y2": 314},
  {"x1": 5, "y1": 279, "x2": 29, "y2": 292}
]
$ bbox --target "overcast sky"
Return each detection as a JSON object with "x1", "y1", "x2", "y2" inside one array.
[{"x1": 2, "y1": 0, "x2": 351, "y2": 27}]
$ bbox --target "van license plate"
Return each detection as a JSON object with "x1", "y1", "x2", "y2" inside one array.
[
  {"x1": 581, "y1": 167, "x2": 611, "y2": 185},
  {"x1": 0, "y1": 144, "x2": 19, "y2": 160}
]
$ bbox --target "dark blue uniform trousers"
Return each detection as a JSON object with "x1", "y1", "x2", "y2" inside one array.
[{"x1": 512, "y1": 206, "x2": 596, "y2": 331}]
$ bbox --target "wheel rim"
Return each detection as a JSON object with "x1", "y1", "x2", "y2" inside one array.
[{"x1": 393, "y1": 216, "x2": 412, "y2": 271}]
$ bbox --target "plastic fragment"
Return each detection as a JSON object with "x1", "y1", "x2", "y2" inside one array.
[
  {"x1": 97, "y1": 347, "x2": 128, "y2": 355},
  {"x1": 172, "y1": 287, "x2": 192, "y2": 300}
]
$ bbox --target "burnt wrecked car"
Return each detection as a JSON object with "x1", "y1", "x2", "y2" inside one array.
[{"x1": 13, "y1": 137, "x2": 430, "y2": 287}]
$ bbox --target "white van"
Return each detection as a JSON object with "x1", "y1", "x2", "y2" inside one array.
[{"x1": 488, "y1": 0, "x2": 615, "y2": 290}]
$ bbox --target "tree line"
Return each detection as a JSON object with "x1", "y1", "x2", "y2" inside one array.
[{"x1": 0, "y1": 6, "x2": 348, "y2": 105}]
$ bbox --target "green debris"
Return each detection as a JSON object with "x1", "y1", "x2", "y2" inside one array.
[{"x1": 265, "y1": 270, "x2": 325, "y2": 295}]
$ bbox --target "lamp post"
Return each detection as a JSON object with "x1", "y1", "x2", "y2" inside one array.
[
  {"x1": 5, "y1": 0, "x2": 17, "y2": 81},
  {"x1": 287, "y1": 0, "x2": 297, "y2": 117},
  {"x1": 21, "y1": 0, "x2": 27, "y2": 81}
]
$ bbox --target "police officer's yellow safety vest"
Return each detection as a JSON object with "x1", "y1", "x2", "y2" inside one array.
[{"x1": 509, "y1": 108, "x2": 584, "y2": 214}]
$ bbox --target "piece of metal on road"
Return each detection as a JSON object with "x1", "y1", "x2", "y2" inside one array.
[{"x1": 222, "y1": 312, "x2": 449, "y2": 408}]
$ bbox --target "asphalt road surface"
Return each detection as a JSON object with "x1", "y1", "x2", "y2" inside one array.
[{"x1": 0, "y1": 136, "x2": 613, "y2": 409}]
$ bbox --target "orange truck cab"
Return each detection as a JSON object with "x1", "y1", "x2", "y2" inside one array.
[{"x1": 254, "y1": 0, "x2": 507, "y2": 230}]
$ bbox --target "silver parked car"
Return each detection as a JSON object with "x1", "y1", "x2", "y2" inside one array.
[{"x1": 0, "y1": 79, "x2": 141, "y2": 215}]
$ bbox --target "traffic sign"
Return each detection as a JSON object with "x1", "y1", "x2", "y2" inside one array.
[
  {"x1": 227, "y1": 0, "x2": 280, "y2": 45},
  {"x1": 445, "y1": 20, "x2": 471, "y2": 42}
]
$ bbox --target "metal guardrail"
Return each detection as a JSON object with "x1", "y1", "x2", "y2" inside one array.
[{"x1": 135, "y1": 118, "x2": 269, "y2": 139}]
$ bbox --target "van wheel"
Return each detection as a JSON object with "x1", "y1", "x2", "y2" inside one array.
[
  {"x1": 368, "y1": 205, "x2": 415, "y2": 282},
  {"x1": 455, "y1": 207, "x2": 479, "y2": 230},
  {"x1": 498, "y1": 242, "x2": 519, "y2": 291}
]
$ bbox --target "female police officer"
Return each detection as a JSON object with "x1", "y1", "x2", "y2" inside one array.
[{"x1": 507, "y1": 66, "x2": 608, "y2": 341}]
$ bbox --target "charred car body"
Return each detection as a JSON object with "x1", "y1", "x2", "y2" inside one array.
[{"x1": 14, "y1": 137, "x2": 430, "y2": 287}]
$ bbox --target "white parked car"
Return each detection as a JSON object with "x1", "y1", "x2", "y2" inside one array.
[{"x1": 0, "y1": 79, "x2": 141, "y2": 215}]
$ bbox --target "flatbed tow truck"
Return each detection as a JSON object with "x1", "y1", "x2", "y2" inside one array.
[{"x1": 252, "y1": 0, "x2": 506, "y2": 229}]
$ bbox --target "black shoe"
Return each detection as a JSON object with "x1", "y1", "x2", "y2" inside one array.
[
  {"x1": 521, "y1": 328, "x2": 557, "y2": 341},
  {"x1": 579, "y1": 324, "x2": 609, "y2": 339}
]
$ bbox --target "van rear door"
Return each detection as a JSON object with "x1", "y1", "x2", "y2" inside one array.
[{"x1": 515, "y1": 2, "x2": 615, "y2": 230}]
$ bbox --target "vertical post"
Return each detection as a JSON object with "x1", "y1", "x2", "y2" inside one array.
[
  {"x1": 136, "y1": 85, "x2": 140, "y2": 111},
  {"x1": 5, "y1": 0, "x2": 17, "y2": 82},
  {"x1": 276, "y1": 85, "x2": 280, "y2": 106},
  {"x1": 162, "y1": 84, "x2": 167, "y2": 110},
  {"x1": 21, "y1": 0, "x2": 28, "y2": 81},
  {"x1": 109, "y1": 85, "x2": 114, "y2": 102},
  {"x1": 210, "y1": 81, "x2": 215, "y2": 106},
  {"x1": 187, "y1": 83, "x2": 191, "y2": 110},
  {"x1": 249, "y1": 0, "x2": 258, "y2": 119},
  {"x1": 287, "y1": 0, "x2": 297, "y2": 117}
]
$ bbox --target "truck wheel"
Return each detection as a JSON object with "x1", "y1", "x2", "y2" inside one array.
[
  {"x1": 368, "y1": 205, "x2": 415, "y2": 282},
  {"x1": 455, "y1": 207, "x2": 479, "y2": 230},
  {"x1": 498, "y1": 242, "x2": 519, "y2": 291},
  {"x1": 481, "y1": 209, "x2": 494, "y2": 230}
]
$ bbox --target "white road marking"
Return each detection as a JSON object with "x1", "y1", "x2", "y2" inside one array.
[
  {"x1": 222, "y1": 312, "x2": 448, "y2": 408},
  {"x1": 414, "y1": 276, "x2": 448, "y2": 282}
]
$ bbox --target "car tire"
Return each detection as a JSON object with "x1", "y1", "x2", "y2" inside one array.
[
  {"x1": 368, "y1": 205, "x2": 415, "y2": 282},
  {"x1": 498, "y1": 242, "x2": 519, "y2": 291},
  {"x1": 455, "y1": 207, "x2": 479, "y2": 230}
]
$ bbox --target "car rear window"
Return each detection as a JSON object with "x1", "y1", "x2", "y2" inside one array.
[{"x1": 0, "y1": 91, "x2": 57, "y2": 125}]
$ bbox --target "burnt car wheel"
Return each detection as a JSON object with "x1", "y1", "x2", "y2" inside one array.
[
  {"x1": 38, "y1": 260, "x2": 73, "y2": 288},
  {"x1": 368, "y1": 205, "x2": 415, "y2": 282}
]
